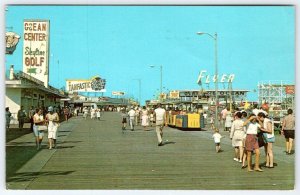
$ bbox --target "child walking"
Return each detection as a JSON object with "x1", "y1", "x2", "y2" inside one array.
[
  {"x1": 121, "y1": 109, "x2": 127, "y2": 132},
  {"x1": 212, "y1": 128, "x2": 224, "y2": 153},
  {"x1": 96, "y1": 108, "x2": 101, "y2": 120}
]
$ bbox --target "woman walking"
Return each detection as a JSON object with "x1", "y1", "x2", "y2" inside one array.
[
  {"x1": 96, "y1": 108, "x2": 101, "y2": 120},
  {"x1": 257, "y1": 112, "x2": 275, "y2": 168},
  {"x1": 243, "y1": 114, "x2": 263, "y2": 172},
  {"x1": 63, "y1": 106, "x2": 69, "y2": 122},
  {"x1": 281, "y1": 109, "x2": 295, "y2": 155},
  {"x1": 46, "y1": 106, "x2": 60, "y2": 149},
  {"x1": 225, "y1": 112, "x2": 233, "y2": 132},
  {"x1": 230, "y1": 112, "x2": 246, "y2": 163},
  {"x1": 141, "y1": 106, "x2": 149, "y2": 130},
  {"x1": 33, "y1": 108, "x2": 46, "y2": 150},
  {"x1": 5, "y1": 107, "x2": 12, "y2": 130},
  {"x1": 83, "y1": 107, "x2": 88, "y2": 120},
  {"x1": 91, "y1": 108, "x2": 96, "y2": 119},
  {"x1": 149, "y1": 110, "x2": 154, "y2": 127}
]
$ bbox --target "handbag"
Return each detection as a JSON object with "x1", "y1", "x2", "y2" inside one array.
[
  {"x1": 257, "y1": 132, "x2": 266, "y2": 147},
  {"x1": 37, "y1": 125, "x2": 48, "y2": 131},
  {"x1": 262, "y1": 132, "x2": 275, "y2": 143}
]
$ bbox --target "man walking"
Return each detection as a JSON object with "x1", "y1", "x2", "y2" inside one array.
[
  {"x1": 29, "y1": 106, "x2": 35, "y2": 131},
  {"x1": 17, "y1": 106, "x2": 27, "y2": 131},
  {"x1": 128, "y1": 107, "x2": 136, "y2": 131},
  {"x1": 154, "y1": 103, "x2": 166, "y2": 146}
]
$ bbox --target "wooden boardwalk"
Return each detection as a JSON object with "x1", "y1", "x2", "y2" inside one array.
[{"x1": 6, "y1": 112, "x2": 295, "y2": 190}]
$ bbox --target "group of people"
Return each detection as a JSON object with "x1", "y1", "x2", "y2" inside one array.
[
  {"x1": 212, "y1": 106, "x2": 295, "y2": 172},
  {"x1": 124, "y1": 106, "x2": 155, "y2": 131},
  {"x1": 82, "y1": 107, "x2": 102, "y2": 120},
  {"x1": 5, "y1": 105, "x2": 61, "y2": 150},
  {"x1": 5, "y1": 106, "x2": 30, "y2": 131},
  {"x1": 121, "y1": 104, "x2": 167, "y2": 146},
  {"x1": 32, "y1": 106, "x2": 60, "y2": 150}
]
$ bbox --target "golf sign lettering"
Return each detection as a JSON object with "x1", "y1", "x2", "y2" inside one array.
[{"x1": 23, "y1": 20, "x2": 49, "y2": 85}]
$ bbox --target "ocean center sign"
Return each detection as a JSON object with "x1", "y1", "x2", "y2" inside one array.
[
  {"x1": 23, "y1": 19, "x2": 49, "y2": 87},
  {"x1": 197, "y1": 70, "x2": 235, "y2": 85},
  {"x1": 66, "y1": 76, "x2": 106, "y2": 93}
]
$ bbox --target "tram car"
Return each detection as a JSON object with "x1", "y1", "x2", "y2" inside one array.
[{"x1": 168, "y1": 113, "x2": 205, "y2": 130}]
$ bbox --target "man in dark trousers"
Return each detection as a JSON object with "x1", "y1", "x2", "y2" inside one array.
[{"x1": 17, "y1": 106, "x2": 27, "y2": 131}]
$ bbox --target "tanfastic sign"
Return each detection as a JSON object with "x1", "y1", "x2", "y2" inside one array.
[
  {"x1": 66, "y1": 76, "x2": 106, "y2": 92},
  {"x1": 23, "y1": 20, "x2": 49, "y2": 87}
]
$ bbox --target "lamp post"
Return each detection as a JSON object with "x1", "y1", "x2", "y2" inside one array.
[
  {"x1": 51, "y1": 54, "x2": 60, "y2": 88},
  {"x1": 133, "y1": 79, "x2": 141, "y2": 105},
  {"x1": 150, "y1": 65, "x2": 163, "y2": 102},
  {"x1": 197, "y1": 32, "x2": 219, "y2": 129}
]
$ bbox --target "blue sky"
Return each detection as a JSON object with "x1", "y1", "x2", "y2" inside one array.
[{"x1": 5, "y1": 5, "x2": 295, "y2": 103}]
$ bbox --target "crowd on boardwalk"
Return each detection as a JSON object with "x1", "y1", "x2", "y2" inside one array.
[
  {"x1": 121, "y1": 104, "x2": 166, "y2": 146},
  {"x1": 213, "y1": 104, "x2": 295, "y2": 172},
  {"x1": 5, "y1": 103, "x2": 295, "y2": 170}
]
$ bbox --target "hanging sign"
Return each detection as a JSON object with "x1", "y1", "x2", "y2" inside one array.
[
  {"x1": 197, "y1": 70, "x2": 235, "y2": 85},
  {"x1": 66, "y1": 76, "x2": 106, "y2": 92},
  {"x1": 23, "y1": 19, "x2": 49, "y2": 86}
]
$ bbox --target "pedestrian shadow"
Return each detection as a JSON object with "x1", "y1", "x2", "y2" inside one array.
[
  {"x1": 289, "y1": 150, "x2": 295, "y2": 154},
  {"x1": 55, "y1": 146, "x2": 75, "y2": 149},
  {"x1": 6, "y1": 146, "x2": 40, "y2": 181},
  {"x1": 59, "y1": 141, "x2": 82, "y2": 144},
  {"x1": 7, "y1": 141, "x2": 34, "y2": 146},
  {"x1": 7, "y1": 171, "x2": 75, "y2": 183},
  {"x1": 59, "y1": 130, "x2": 72, "y2": 133},
  {"x1": 6, "y1": 128, "x2": 32, "y2": 142},
  {"x1": 258, "y1": 162, "x2": 278, "y2": 167},
  {"x1": 164, "y1": 141, "x2": 176, "y2": 145}
]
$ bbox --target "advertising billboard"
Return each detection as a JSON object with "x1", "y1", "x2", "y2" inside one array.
[
  {"x1": 66, "y1": 76, "x2": 106, "y2": 92},
  {"x1": 169, "y1": 90, "x2": 179, "y2": 99},
  {"x1": 6, "y1": 32, "x2": 20, "y2": 54},
  {"x1": 23, "y1": 20, "x2": 50, "y2": 87},
  {"x1": 285, "y1": 85, "x2": 295, "y2": 94},
  {"x1": 112, "y1": 91, "x2": 125, "y2": 96}
]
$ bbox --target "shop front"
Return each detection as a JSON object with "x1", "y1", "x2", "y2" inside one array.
[{"x1": 6, "y1": 70, "x2": 67, "y2": 124}]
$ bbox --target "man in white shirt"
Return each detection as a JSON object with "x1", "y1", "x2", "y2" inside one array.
[
  {"x1": 154, "y1": 103, "x2": 166, "y2": 146},
  {"x1": 128, "y1": 107, "x2": 136, "y2": 131}
]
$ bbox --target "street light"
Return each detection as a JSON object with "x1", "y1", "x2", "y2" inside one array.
[
  {"x1": 149, "y1": 65, "x2": 163, "y2": 102},
  {"x1": 197, "y1": 31, "x2": 219, "y2": 129},
  {"x1": 133, "y1": 79, "x2": 141, "y2": 105}
]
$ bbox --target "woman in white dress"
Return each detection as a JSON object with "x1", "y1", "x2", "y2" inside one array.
[
  {"x1": 83, "y1": 107, "x2": 88, "y2": 119},
  {"x1": 230, "y1": 112, "x2": 245, "y2": 163},
  {"x1": 141, "y1": 106, "x2": 149, "y2": 130},
  {"x1": 225, "y1": 112, "x2": 233, "y2": 131},
  {"x1": 91, "y1": 108, "x2": 95, "y2": 119},
  {"x1": 46, "y1": 106, "x2": 60, "y2": 149}
]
